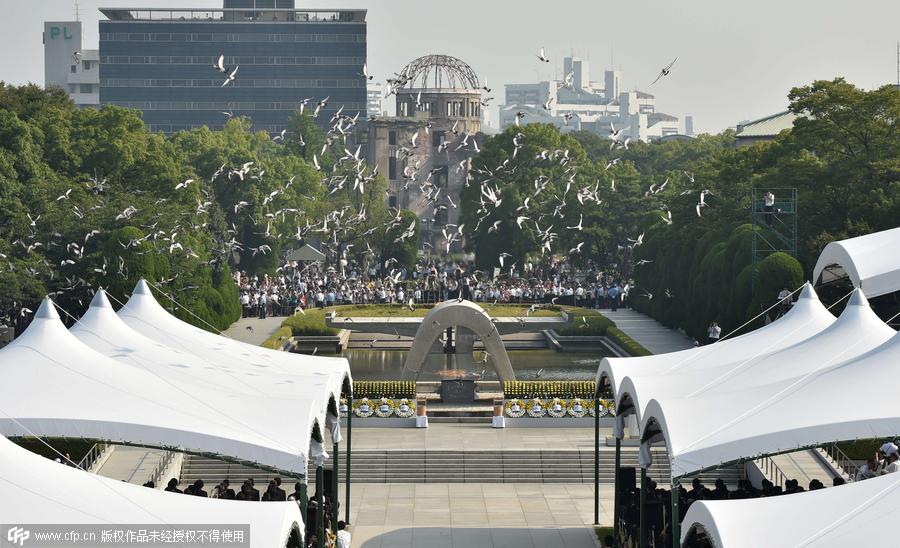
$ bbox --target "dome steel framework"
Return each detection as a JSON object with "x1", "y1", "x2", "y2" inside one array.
[{"x1": 399, "y1": 54, "x2": 480, "y2": 90}]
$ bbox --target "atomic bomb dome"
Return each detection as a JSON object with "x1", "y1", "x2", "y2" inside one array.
[{"x1": 397, "y1": 54, "x2": 481, "y2": 91}]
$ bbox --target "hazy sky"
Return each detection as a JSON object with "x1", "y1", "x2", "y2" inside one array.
[{"x1": 3, "y1": 0, "x2": 899, "y2": 133}]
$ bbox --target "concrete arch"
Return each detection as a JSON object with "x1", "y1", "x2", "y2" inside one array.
[{"x1": 401, "y1": 300, "x2": 515, "y2": 382}]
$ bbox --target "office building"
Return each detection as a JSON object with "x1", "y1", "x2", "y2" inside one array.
[
  {"x1": 367, "y1": 82, "x2": 384, "y2": 117},
  {"x1": 499, "y1": 56, "x2": 679, "y2": 142},
  {"x1": 43, "y1": 21, "x2": 100, "y2": 107},
  {"x1": 98, "y1": 3, "x2": 367, "y2": 134}
]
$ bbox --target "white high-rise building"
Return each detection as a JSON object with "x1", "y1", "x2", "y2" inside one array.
[
  {"x1": 367, "y1": 82, "x2": 384, "y2": 118},
  {"x1": 499, "y1": 56, "x2": 678, "y2": 142},
  {"x1": 43, "y1": 21, "x2": 99, "y2": 107}
]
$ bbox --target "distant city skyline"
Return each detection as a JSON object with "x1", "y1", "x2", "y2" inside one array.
[{"x1": 4, "y1": 0, "x2": 899, "y2": 134}]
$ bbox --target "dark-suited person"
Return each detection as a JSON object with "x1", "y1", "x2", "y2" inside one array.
[
  {"x1": 247, "y1": 478, "x2": 261, "y2": 501},
  {"x1": 213, "y1": 479, "x2": 235, "y2": 499},
  {"x1": 262, "y1": 480, "x2": 287, "y2": 501},
  {"x1": 189, "y1": 479, "x2": 208, "y2": 497},
  {"x1": 165, "y1": 478, "x2": 183, "y2": 494},
  {"x1": 287, "y1": 482, "x2": 304, "y2": 501},
  {"x1": 235, "y1": 482, "x2": 255, "y2": 501},
  {"x1": 273, "y1": 477, "x2": 288, "y2": 501}
]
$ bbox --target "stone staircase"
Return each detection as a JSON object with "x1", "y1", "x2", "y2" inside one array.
[{"x1": 179, "y1": 448, "x2": 743, "y2": 487}]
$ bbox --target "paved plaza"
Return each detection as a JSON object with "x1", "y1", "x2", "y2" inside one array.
[
  {"x1": 330, "y1": 425, "x2": 609, "y2": 547},
  {"x1": 338, "y1": 482, "x2": 608, "y2": 548}
]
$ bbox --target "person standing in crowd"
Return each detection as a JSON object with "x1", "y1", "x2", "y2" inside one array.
[
  {"x1": 257, "y1": 291, "x2": 267, "y2": 319},
  {"x1": 336, "y1": 521, "x2": 351, "y2": 548}
]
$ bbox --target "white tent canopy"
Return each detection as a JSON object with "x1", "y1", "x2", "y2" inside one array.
[
  {"x1": 0, "y1": 298, "x2": 314, "y2": 475},
  {"x1": 118, "y1": 280, "x2": 351, "y2": 416},
  {"x1": 813, "y1": 226, "x2": 900, "y2": 298},
  {"x1": 617, "y1": 289, "x2": 893, "y2": 424},
  {"x1": 71, "y1": 290, "x2": 330, "y2": 458},
  {"x1": 682, "y1": 472, "x2": 900, "y2": 547},
  {"x1": 641, "y1": 322, "x2": 900, "y2": 478},
  {"x1": 0, "y1": 435, "x2": 303, "y2": 546},
  {"x1": 596, "y1": 283, "x2": 835, "y2": 403}
]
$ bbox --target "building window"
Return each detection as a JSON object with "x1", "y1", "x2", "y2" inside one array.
[
  {"x1": 388, "y1": 130, "x2": 397, "y2": 146},
  {"x1": 70, "y1": 65, "x2": 77, "y2": 73},
  {"x1": 388, "y1": 156, "x2": 397, "y2": 180},
  {"x1": 79, "y1": 84, "x2": 93, "y2": 94},
  {"x1": 432, "y1": 130, "x2": 445, "y2": 147},
  {"x1": 388, "y1": 195, "x2": 398, "y2": 208}
]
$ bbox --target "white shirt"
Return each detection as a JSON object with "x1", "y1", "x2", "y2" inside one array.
[
  {"x1": 336, "y1": 530, "x2": 351, "y2": 548},
  {"x1": 764, "y1": 193, "x2": 775, "y2": 206},
  {"x1": 708, "y1": 325, "x2": 721, "y2": 339}
]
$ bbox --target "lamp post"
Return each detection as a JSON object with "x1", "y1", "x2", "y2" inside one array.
[
  {"x1": 593, "y1": 397, "x2": 600, "y2": 526},
  {"x1": 315, "y1": 463, "x2": 325, "y2": 548},
  {"x1": 345, "y1": 394, "x2": 352, "y2": 525}
]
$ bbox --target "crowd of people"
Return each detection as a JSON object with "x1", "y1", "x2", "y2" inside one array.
[
  {"x1": 157, "y1": 477, "x2": 349, "y2": 548},
  {"x1": 235, "y1": 256, "x2": 632, "y2": 317},
  {"x1": 616, "y1": 475, "x2": 849, "y2": 548}
]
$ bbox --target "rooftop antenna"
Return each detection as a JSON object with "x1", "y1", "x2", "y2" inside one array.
[{"x1": 74, "y1": 0, "x2": 80, "y2": 21}]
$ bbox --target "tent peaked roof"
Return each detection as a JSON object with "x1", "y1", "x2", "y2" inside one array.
[
  {"x1": 71, "y1": 290, "x2": 326, "y2": 458},
  {"x1": 642, "y1": 321, "x2": 900, "y2": 478},
  {"x1": 35, "y1": 297, "x2": 59, "y2": 319},
  {"x1": 617, "y1": 287, "x2": 893, "y2": 423},
  {"x1": 0, "y1": 297, "x2": 311, "y2": 475},
  {"x1": 596, "y1": 282, "x2": 834, "y2": 399},
  {"x1": 119, "y1": 280, "x2": 350, "y2": 408},
  {"x1": 813, "y1": 226, "x2": 900, "y2": 298},
  {"x1": 682, "y1": 471, "x2": 900, "y2": 547},
  {"x1": 286, "y1": 244, "x2": 326, "y2": 262},
  {"x1": 0, "y1": 435, "x2": 303, "y2": 544}
]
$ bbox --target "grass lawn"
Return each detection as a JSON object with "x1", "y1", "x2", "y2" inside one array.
[{"x1": 330, "y1": 303, "x2": 560, "y2": 318}]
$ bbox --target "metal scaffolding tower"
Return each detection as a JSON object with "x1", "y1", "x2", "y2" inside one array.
[{"x1": 751, "y1": 188, "x2": 798, "y2": 288}]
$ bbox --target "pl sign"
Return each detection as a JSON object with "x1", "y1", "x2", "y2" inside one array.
[{"x1": 48, "y1": 26, "x2": 73, "y2": 40}]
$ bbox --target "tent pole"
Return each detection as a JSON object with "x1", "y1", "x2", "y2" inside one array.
[
  {"x1": 639, "y1": 466, "x2": 648, "y2": 548},
  {"x1": 671, "y1": 477, "x2": 681, "y2": 548},
  {"x1": 316, "y1": 464, "x2": 325, "y2": 548},
  {"x1": 594, "y1": 397, "x2": 600, "y2": 525},
  {"x1": 299, "y1": 478, "x2": 308, "y2": 523},
  {"x1": 613, "y1": 436, "x2": 621, "y2": 548},
  {"x1": 332, "y1": 440, "x2": 339, "y2": 534},
  {"x1": 345, "y1": 395, "x2": 352, "y2": 524}
]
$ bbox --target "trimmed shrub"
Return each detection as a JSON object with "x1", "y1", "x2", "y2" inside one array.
[
  {"x1": 281, "y1": 309, "x2": 339, "y2": 336},
  {"x1": 607, "y1": 327, "x2": 652, "y2": 357}
]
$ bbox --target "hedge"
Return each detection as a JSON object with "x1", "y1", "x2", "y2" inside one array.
[
  {"x1": 281, "y1": 309, "x2": 339, "y2": 336},
  {"x1": 607, "y1": 327, "x2": 652, "y2": 356}
]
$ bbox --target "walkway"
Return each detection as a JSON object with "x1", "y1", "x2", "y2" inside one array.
[
  {"x1": 220, "y1": 314, "x2": 284, "y2": 346},
  {"x1": 341, "y1": 425, "x2": 604, "y2": 546},
  {"x1": 343, "y1": 483, "x2": 606, "y2": 548},
  {"x1": 599, "y1": 308, "x2": 694, "y2": 354}
]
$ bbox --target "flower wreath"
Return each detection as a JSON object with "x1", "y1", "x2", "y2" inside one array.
[
  {"x1": 395, "y1": 398, "x2": 415, "y2": 418},
  {"x1": 587, "y1": 400, "x2": 598, "y2": 417},
  {"x1": 547, "y1": 398, "x2": 568, "y2": 418},
  {"x1": 374, "y1": 397, "x2": 395, "y2": 418},
  {"x1": 568, "y1": 398, "x2": 589, "y2": 418},
  {"x1": 339, "y1": 397, "x2": 350, "y2": 418},
  {"x1": 604, "y1": 399, "x2": 616, "y2": 417},
  {"x1": 526, "y1": 398, "x2": 546, "y2": 418},
  {"x1": 505, "y1": 398, "x2": 526, "y2": 418},
  {"x1": 353, "y1": 397, "x2": 375, "y2": 418}
]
